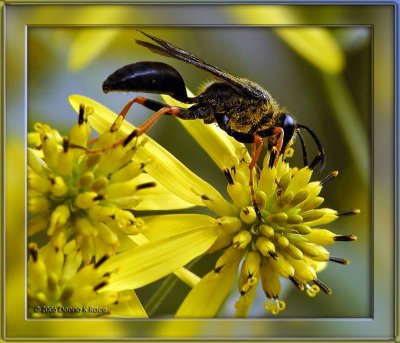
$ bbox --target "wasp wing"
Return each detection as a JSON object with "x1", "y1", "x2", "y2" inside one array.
[{"x1": 136, "y1": 31, "x2": 268, "y2": 100}]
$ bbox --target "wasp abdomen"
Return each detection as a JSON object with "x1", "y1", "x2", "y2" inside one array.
[{"x1": 102, "y1": 61, "x2": 189, "y2": 102}]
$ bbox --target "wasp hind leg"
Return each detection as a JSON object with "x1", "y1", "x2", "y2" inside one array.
[{"x1": 86, "y1": 97, "x2": 185, "y2": 154}]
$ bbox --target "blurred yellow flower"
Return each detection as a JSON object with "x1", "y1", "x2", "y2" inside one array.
[{"x1": 27, "y1": 242, "x2": 147, "y2": 318}]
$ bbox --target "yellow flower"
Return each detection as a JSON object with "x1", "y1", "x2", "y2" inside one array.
[
  {"x1": 69, "y1": 94, "x2": 358, "y2": 317},
  {"x1": 27, "y1": 242, "x2": 147, "y2": 318},
  {"x1": 28, "y1": 103, "x2": 192, "y2": 263},
  {"x1": 175, "y1": 150, "x2": 358, "y2": 317}
]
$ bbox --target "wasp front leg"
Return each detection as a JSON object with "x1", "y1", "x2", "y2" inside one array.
[
  {"x1": 216, "y1": 116, "x2": 265, "y2": 220},
  {"x1": 267, "y1": 127, "x2": 284, "y2": 168}
]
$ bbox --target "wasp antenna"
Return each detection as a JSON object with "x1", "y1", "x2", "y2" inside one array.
[{"x1": 297, "y1": 124, "x2": 326, "y2": 171}]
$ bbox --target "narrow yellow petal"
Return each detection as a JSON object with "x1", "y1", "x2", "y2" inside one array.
[
  {"x1": 176, "y1": 248, "x2": 243, "y2": 317},
  {"x1": 107, "y1": 290, "x2": 148, "y2": 318},
  {"x1": 142, "y1": 214, "x2": 215, "y2": 241},
  {"x1": 132, "y1": 173, "x2": 195, "y2": 210},
  {"x1": 128, "y1": 233, "x2": 201, "y2": 287},
  {"x1": 100, "y1": 226, "x2": 219, "y2": 291}
]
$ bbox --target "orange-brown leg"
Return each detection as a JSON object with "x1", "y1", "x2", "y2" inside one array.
[
  {"x1": 86, "y1": 100, "x2": 181, "y2": 154},
  {"x1": 272, "y1": 127, "x2": 284, "y2": 165},
  {"x1": 87, "y1": 96, "x2": 150, "y2": 146}
]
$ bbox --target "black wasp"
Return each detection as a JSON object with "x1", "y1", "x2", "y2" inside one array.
[{"x1": 102, "y1": 31, "x2": 326, "y2": 217}]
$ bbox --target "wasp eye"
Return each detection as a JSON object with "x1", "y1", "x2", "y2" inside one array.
[
  {"x1": 281, "y1": 113, "x2": 296, "y2": 147},
  {"x1": 281, "y1": 113, "x2": 295, "y2": 131}
]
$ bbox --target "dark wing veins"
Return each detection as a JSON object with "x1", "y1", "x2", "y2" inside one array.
[{"x1": 136, "y1": 30, "x2": 269, "y2": 101}]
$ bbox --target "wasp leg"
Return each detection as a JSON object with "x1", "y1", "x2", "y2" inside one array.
[
  {"x1": 86, "y1": 96, "x2": 182, "y2": 154},
  {"x1": 267, "y1": 127, "x2": 284, "y2": 169},
  {"x1": 249, "y1": 135, "x2": 264, "y2": 220},
  {"x1": 216, "y1": 118, "x2": 265, "y2": 221}
]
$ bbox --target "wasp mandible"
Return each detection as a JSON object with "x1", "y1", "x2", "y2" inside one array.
[{"x1": 102, "y1": 31, "x2": 326, "y2": 217}]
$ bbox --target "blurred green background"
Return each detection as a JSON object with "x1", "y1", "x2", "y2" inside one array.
[{"x1": 5, "y1": 3, "x2": 395, "y2": 340}]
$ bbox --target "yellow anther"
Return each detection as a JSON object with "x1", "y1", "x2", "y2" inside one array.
[
  {"x1": 289, "y1": 190, "x2": 309, "y2": 206},
  {"x1": 232, "y1": 230, "x2": 252, "y2": 249},
  {"x1": 260, "y1": 259, "x2": 281, "y2": 299},
  {"x1": 255, "y1": 190, "x2": 267, "y2": 211},
  {"x1": 70, "y1": 120, "x2": 90, "y2": 148},
  {"x1": 269, "y1": 253, "x2": 294, "y2": 278},
  {"x1": 28, "y1": 197, "x2": 50, "y2": 214},
  {"x1": 258, "y1": 224, "x2": 274, "y2": 237},
  {"x1": 287, "y1": 214, "x2": 303, "y2": 224},
  {"x1": 301, "y1": 209, "x2": 326, "y2": 222},
  {"x1": 75, "y1": 191, "x2": 102, "y2": 209},
  {"x1": 277, "y1": 235, "x2": 289, "y2": 248},
  {"x1": 56, "y1": 149, "x2": 73, "y2": 176},
  {"x1": 216, "y1": 216, "x2": 243, "y2": 234},
  {"x1": 294, "y1": 224, "x2": 312, "y2": 234},
  {"x1": 255, "y1": 236, "x2": 275, "y2": 257},
  {"x1": 227, "y1": 181, "x2": 250, "y2": 208},
  {"x1": 241, "y1": 251, "x2": 261, "y2": 277},
  {"x1": 50, "y1": 176, "x2": 68, "y2": 197},
  {"x1": 240, "y1": 206, "x2": 257, "y2": 225},
  {"x1": 78, "y1": 172, "x2": 95, "y2": 187},
  {"x1": 110, "y1": 161, "x2": 144, "y2": 182},
  {"x1": 285, "y1": 243, "x2": 304, "y2": 260},
  {"x1": 268, "y1": 212, "x2": 288, "y2": 223},
  {"x1": 91, "y1": 177, "x2": 109, "y2": 192},
  {"x1": 278, "y1": 172, "x2": 291, "y2": 190},
  {"x1": 304, "y1": 228, "x2": 336, "y2": 245},
  {"x1": 28, "y1": 170, "x2": 51, "y2": 193},
  {"x1": 48, "y1": 204, "x2": 70, "y2": 235}
]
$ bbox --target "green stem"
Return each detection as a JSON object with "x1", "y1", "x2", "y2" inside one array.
[
  {"x1": 321, "y1": 73, "x2": 369, "y2": 187},
  {"x1": 145, "y1": 257, "x2": 200, "y2": 317}
]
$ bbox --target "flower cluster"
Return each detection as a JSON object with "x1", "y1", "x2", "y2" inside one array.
[
  {"x1": 27, "y1": 101, "x2": 191, "y2": 317},
  {"x1": 27, "y1": 94, "x2": 358, "y2": 318},
  {"x1": 28, "y1": 104, "x2": 151, "y2": 263},
  {"x1": 27, "y1": 242, "x2": 146, "y2": 318},
  {"x1": 198, "y1": 149, "x2": 358, "y2": 316}
]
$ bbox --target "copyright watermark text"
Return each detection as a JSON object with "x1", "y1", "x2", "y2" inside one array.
[{"x1": 33, "y1": 305, "x2": 108, "y2": 314}]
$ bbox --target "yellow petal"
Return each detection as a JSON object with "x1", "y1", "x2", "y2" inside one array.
[
  {"x1": 132, "y1": 173, "x2": 195, "y2": 211},
  {"x1": 234, "y1": 281, "x2": 258, "y2": 318},
  {"x1": 100, "y1": 226, "x2": 219, "y2": 291},
  {"x1": 68, "y1": 29, "x2": 119, "y2": 72},
  {"x1": 275, "y1": 27, "x2": 345, "y2": 74},
  {"x1": 68, "y1": 95, "x2": 228, "y2": 210},
  {"x1": 142, "y1": 214, "x2": 215, "y2": 240},
  {"x1": 229, "y1": 7, "x2": 344, "y2": 74},
  {"x1": 176, "y1": 248, "x2": 243, "y2": 317},
  {"x1": 107, "y1": 290, "x2": 148, "y2": 318}
]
